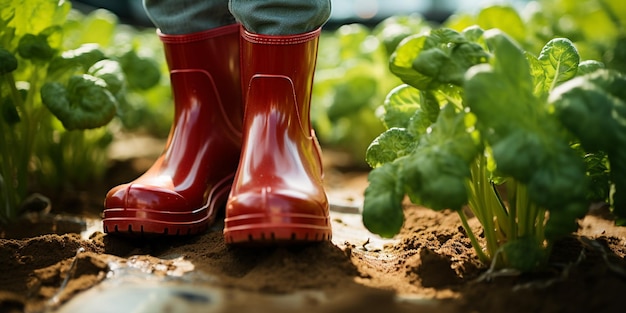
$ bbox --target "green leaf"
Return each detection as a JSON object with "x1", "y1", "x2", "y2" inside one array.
[
  {"x1": 88, "y1": 59, "x2": 125, "y2": 95},
  {"x1": 0, "y1": 47, "x2": 17, "y2": 74},
  {"x1": 550, "y1": 69, "x2": 626, "y2": 151},
  {"x1": 75, "y1": 9, "x2": 118, "y2": 48},
  {"x1": 381, "y1": 84, "x2": 438, "y2": 131},
  {"x1": 405, "y1": 92, "x2": 440, "y2": 136},
  {"x1": 363, "y1": 162, "x2": 405, "y2": 238},
  {"x1": 461, "y1": 25, "x2": 485, "y2": 45},
  {"x1": 550, "y1": 69, "x2": 626, "y2": 219},
  {"x1": 47, "y1": 44, "x2": 106, "y2": 79},
  {"x1": 17, "y1": 33, "x2": 56, "y2": 61},
  {"x1": 335, "y1": 23, "x2": 372, "y2": 61},
  {"x1": 327, "y1": 63, "x2": 377, "y2": 121},
  {"x1": 390, "y1": 28, "x2": 489, "y2": 90},
  {"x1": 579, "y1": 150, "x2": 610, "y2": 203},
  {"x1": 119, "y1": 50, "x2": 161, "y2": 90},
  {"x1": 501, "y1": 236, "x2": 546, "y2": 271},
  {"x1": 10, "y1": 0, "x2": 71, "y2": 37},
  {"x1": 538, "y1": 38, "x2": 580, "y2": 91},
  {"x1": 1, "y1": 96, "x2": 20, "y2": 124},
  {"x1": 476, "y1": 5, "x2": 526, "y2": 45},
  {"x1": 484, "y1": 29, "x2": 534, "y2": 88},
  {"x1": 41, "y1": 75, "x2": 117, "y2": 130},
  {"x1": 403, "y1": 148, "x2": 472, "y2": 212},
  {"x1": 576, "y1": 60, "x2": 604, "y2": 76},
  {"x1": 366, "y1": 127, "x2": 416, "y2": 168},
  {"x1": 373, "y1": 14, "x2": 430, "y2": 56},
  {"x1": 389, "y1": 34, "x2": 430, "y2": 89},
  {"x1": 544, "y1": 201, "x2": 589, "y2": 240},
  {"x1": 525, "y1": 52, "x2": 547, "y2": 96},
  {"x1": 401, "y1": 104, "x2": 480, "y2": 211}
]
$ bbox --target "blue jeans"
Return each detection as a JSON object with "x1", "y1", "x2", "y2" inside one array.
[{"x1": 143, "y1": 0, "x2": 331, "y2": 35}]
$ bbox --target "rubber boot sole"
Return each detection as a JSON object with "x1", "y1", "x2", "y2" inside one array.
[
  {"x1": 103, "y1": 181, "x2": 231, "y2": 236},
  {"x1": 223, "y1": 213, "x2": 332, "y2": 245}
]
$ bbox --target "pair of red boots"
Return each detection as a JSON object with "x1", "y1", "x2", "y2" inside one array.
[{"x1": 103, "y1": 24, "x2": 332, "y2": 245}]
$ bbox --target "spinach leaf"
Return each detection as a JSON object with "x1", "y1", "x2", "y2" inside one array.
[
  {"x1": 363, "y1": 162, "x2": 405, "y2": 238},
  {"x1": 390, "y1": 28, "x2": 489, "y2": 90},
  {"x1": 538, "y1": 38, "x2": 580, "y2": 92},
  {"x1": 550, "y1": 69, "x2": 626, "y2": 223}
]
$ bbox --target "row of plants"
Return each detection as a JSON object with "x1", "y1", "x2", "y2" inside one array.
[
  {"x1": 362, "y1": 0, "x2": 625, "y2": 271},
  {"x1": 0, "y1": 1, "x2": 437, "y2": 223},
  {"x1": 0, "y1": 0, "x2": 168, "y2": 224},
  {"x1": 313, "y1": 0, "x2": 624, "y2": 168},
  {"x1": 0, "y1": 0, "x2": 394, "y2": 224}
]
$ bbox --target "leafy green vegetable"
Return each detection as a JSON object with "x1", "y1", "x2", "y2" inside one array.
[
  {"x1": 1, "y1": 92, "x2": 22, "y2": 124},
  {"x1": 403, "y1": 104, "x2": 481, "y2": 212},
  {"x1": 88, "y1": 59, "x2": 125, "y2": 95},
  {"x1": 537, "y1": 38, "x2": 580, "y2": 92},
  {"x1": 0, "y1": 48, "x2": 18, "y2": 74},
  {"x1": 119, "y1": 50, "x2": 160, "y2": 90},
  {"x1": 372, "y1": 14, "x2": 432, "y2": 56},
  {"x1": 476, "y1": 6, "x2": 526, "y2": 45},
  {"x1": 41, "y1": 75, "x2": 117, "y2": 130},
  {"x1": 325, "y1": 63, "x2": 377, "y2": 121},
  {"x1": 365, "y1": 127, "x2": 416, "y2": 168},
  {"x1": 47, "y1": 44, "x2": 106, "y2": 79},
  {"x1": 379, "y1": 84, "x2": 439, "y2": 131},
  {"x1": 577, "y1": 60, "x2": 605, "y2": 76},
  {"x1": 362, "y1": 24, "x2": 613, "y2": 271},
  {"x1": 467, "y1": 30, "x2": 589, "y2": 242},
  {"x1": 549, "y1": 69, "x2": 626, "y2": 223},
  {"x1": 389, "y1": 28, "x2": 489, "y2": 90},
  {"x1": 363, "y1": 162, "x2": 405, "y2": 238},
  {"x1": 0, "y1": 0, "x2": 169, "y2": 223},
  {"x1": 17, "y1": 31, "x2": 57, "y2": 61},
  {"x1": 468, "y1": 1, "x2": 625, "y2": 73},
  {"x1": 362, "y1": 1, "x2": 626, "y2": 271}
]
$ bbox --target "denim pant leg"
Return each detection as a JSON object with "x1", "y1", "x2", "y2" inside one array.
[
  {"x1": 143, "y1": 0, "x2": 233, "y2": 34},
  {"x1": 144, "y1": 0, "x2": 331, "y2": 35},
  {"x1": 229, "y1": 0, "x2": 331, "y2": 35}
]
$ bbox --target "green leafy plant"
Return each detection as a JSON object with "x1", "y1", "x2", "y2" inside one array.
[
  {"x1": 312, "y1": 16, "x2": 430, "y2": 166},
  {"x1": 445, "y1": 0, "x2": 626, "y2": 73},
  {"x1": 0, "y1": 1, "x2": 163, "y2": 224},
  {"x1": 550, "y1": 69, "x2": 626, "y2": 224},
  {"x1": 362, "y1": 24, "x2": 622, "y2": 271}
]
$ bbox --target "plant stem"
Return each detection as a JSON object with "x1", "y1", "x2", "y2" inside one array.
[
  {"x1": 457, "y1": 208, "x2": 490, "y2": 264},
  {"x1": 507, "y1": 180, "x2": 519, "y2": 241},
  {"x1": 22, "y1": 64, "x2": 45, "y2": 181},
  {"x1": 0, "y1": 73, "x2": 26, "y2": 220},
  {"x1": 0, "y1": 119, "x2": 17, "y2": 222},
  {"x1": 466, "y1": 154, "x2": 515, "y2": 265}
]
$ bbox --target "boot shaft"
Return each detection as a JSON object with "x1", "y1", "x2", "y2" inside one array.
[
  {"x1": 224, "y1": 27, "x2": 331, "y2": 244},
  {"x1": 159, "y1": 24, "x2": 244, "y2": 139},
  {"x1": 239, "y1": 27, "x2": 320, "y2": 132},
  {"x1": 160, "y1": 24, "x2": 240, "y2": 72}
]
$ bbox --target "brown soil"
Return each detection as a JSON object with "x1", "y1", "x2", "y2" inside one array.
[{"x1": 1, "y1": 152, "x2": 625, "y2": 313}]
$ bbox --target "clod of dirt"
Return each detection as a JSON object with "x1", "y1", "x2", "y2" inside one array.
[{"x1": 413, "y1": 247, "x2": 461, "y2": 287}]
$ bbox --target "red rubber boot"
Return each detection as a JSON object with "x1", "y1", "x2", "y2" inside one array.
[
  {"x1": 103, "y1": 24, "x2": 243, "y2": 236},
  {"x1": 223, "y1": 26, "x2": 332, "y2": 244}
]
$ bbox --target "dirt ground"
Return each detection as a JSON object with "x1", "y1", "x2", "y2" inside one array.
[{"x1": 1, "y1": 148, "x2": 626, "y2": 313}]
